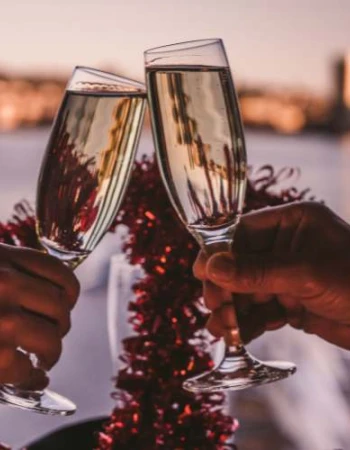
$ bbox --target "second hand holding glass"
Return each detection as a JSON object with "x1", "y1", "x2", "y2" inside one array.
[{"x1": 145, "y1": 39, "x2": 296, "y2": 393}]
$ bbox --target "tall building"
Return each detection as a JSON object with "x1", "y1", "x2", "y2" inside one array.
[{"x1": 332, "y1": 54, "x2": 350, "y2": 132}]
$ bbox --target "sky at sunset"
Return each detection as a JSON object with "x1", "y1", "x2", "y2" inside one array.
[{"x1": 1, "y1": 0, "x2": 349, "y2": 95}]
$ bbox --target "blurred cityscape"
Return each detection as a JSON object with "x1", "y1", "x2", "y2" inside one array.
[{"x1": 0, "y1": 55, "x2": 349, "y2": 135}]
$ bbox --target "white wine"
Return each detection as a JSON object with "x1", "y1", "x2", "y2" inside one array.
[
  {"x1": 146, "y1": 65, "x2": 247, "y2": 232},
  {"x1": 37, "y1": 88, "x2": 146, "y2": 267},
  {"x1": 144, "y1": 41, "x2": 295, "y2": 396}
]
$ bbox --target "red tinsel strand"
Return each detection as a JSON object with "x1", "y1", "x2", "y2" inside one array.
[{"x1": 0, "y1": 201, "x2": 39, "y2": 248}]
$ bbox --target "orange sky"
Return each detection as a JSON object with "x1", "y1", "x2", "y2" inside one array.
[{"x1": 1, "y1": 0, "x2": 349, "y2": 96}]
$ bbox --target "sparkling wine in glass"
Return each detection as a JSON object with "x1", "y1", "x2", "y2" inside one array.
[
  {"x1": 145, "y1": 39, "x2": 296, "y2": 392},
  {"x1": 0, "y1": 67, "x2": 146, "y2": 415}
]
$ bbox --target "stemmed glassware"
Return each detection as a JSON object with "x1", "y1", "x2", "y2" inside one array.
[
  {"x1": 145, "y1": 39, "x2": 296, "y2": 392},
  {"x1": 0, "y1": 67, "x2": 146, "y2": 415}
]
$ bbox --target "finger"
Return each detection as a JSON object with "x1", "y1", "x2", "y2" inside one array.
[
  {"x1": 206, "y1": 313, "x2": 224, "y2": 338},
  {"x1": 0, "y1": 347, "x2": 48, "y2": 389},
  {"x1": 18, "y1": 368, "x2": 49, "y2": 390},
  {"x1": 193, "y1": 251, "x2": 208, "y2": 280},
  {"x1": 203, "y1": 280, "x2": 233, "y2": 311},
  {"x1": 0, "y1": 309, "x2": 62, "y2": 370},
  {"x1": 1, "y1": 244, "x2": 80, "y2": 308},
  {"x1": 238, "y1": 300, "x2": 287, "y2": 343},
  {"x1": 235, "y1": 293, "x2": 274, "y2": 311},
  {"x1": 0, "y1": 347, "x2": 33, "y2": 385},
  {"x1": 206, "y1": 300, "x2": 286, "y2": 344},
  {"x1": 19, "y1": 311, "x2": 62, "y2": 370},
  {"x1": 233, "y1": 294, "x2": 255, "y2": 318},
  {"x1": 239, "y1": 314, "x2": 266, "y2": 344},
  {"x1": 233, "y1": 203, "x2": 305, "y2": 253},
  {"x1": 206, "y1": 304, "x2": 238, "y2": 337},
  {"x1": 291, "y1": 312, "x2": 350, "y2": 350},
  {"x1": 278, "y1": 294, "x2": 303, "y2": 312},
  {"x1": 206, "y1": 251, "x2": 314, "y2": 296},
  {"x1": 8, "y1": 268, "x2": 71, "y2": 336},
  {"x1": 203, "y1": 279, "x2": 240, "y2": 344}
]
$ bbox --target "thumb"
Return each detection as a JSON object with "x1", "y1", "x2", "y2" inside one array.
[{"x1": 206, "y1": 251, "x2": 311, "y2": 296}]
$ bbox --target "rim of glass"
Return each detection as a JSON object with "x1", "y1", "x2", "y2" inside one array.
[
  {"x1": 145, "y1": 38, "x2": 223, "y2": 55},
  {"x1": 72, "y1": 65, "x2": 145, "y2": 90}
]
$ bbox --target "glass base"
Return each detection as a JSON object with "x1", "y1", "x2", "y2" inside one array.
[
  {"x1": 0, "y1": 385, "x2": 76, "y2": 416},
  {"x1": 183, "y1": 346, "x2": 296, "y2": 393}
]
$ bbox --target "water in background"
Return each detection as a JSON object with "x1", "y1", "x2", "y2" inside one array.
[
  {"x1": 1, "y1": 127, "x2": 350, "y2": 221},
  {"x1": 1, "y1": 127, "x2": 350, "y2": 449}
]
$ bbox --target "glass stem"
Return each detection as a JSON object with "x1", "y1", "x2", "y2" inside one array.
[{"x1": 202, "y1": 237, "x2": 244, "y2": 349}]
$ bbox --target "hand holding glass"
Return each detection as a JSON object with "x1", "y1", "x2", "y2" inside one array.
[{"x1": 0, "y1": 67, "x2": 146, "y2": 415}]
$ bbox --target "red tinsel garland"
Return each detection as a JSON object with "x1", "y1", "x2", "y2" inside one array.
[{"x1": 0, "y1": 158, "x2": 309, "y2": 450}]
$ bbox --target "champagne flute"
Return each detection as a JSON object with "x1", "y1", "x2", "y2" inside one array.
[
  {"x1": 0, "y1": 67, "x2": 146, "y2": 415},
  {"x1": 145, "y1": 39, "x2": 296, "y2": 392}
]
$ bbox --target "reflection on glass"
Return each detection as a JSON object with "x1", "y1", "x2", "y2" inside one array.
[{"x1": 146, "y1": 65, "x2": 246, "y2": 234}]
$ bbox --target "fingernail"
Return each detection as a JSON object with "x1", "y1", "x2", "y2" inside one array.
[{"x1": 208, "y1": 254, "x2": 234, "y2": 281}]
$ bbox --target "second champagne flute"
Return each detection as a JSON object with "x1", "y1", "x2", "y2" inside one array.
[
  {"x1": 145, "y1": 39, "x2": 296, "y2": 393},
  {"x1": 0, "y1": 67, "x2": 146, "y2": 415}
]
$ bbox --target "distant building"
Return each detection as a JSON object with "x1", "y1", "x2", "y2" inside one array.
[{"x1": 332, "y1": 54, "x2": 350, "y2": 132}]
